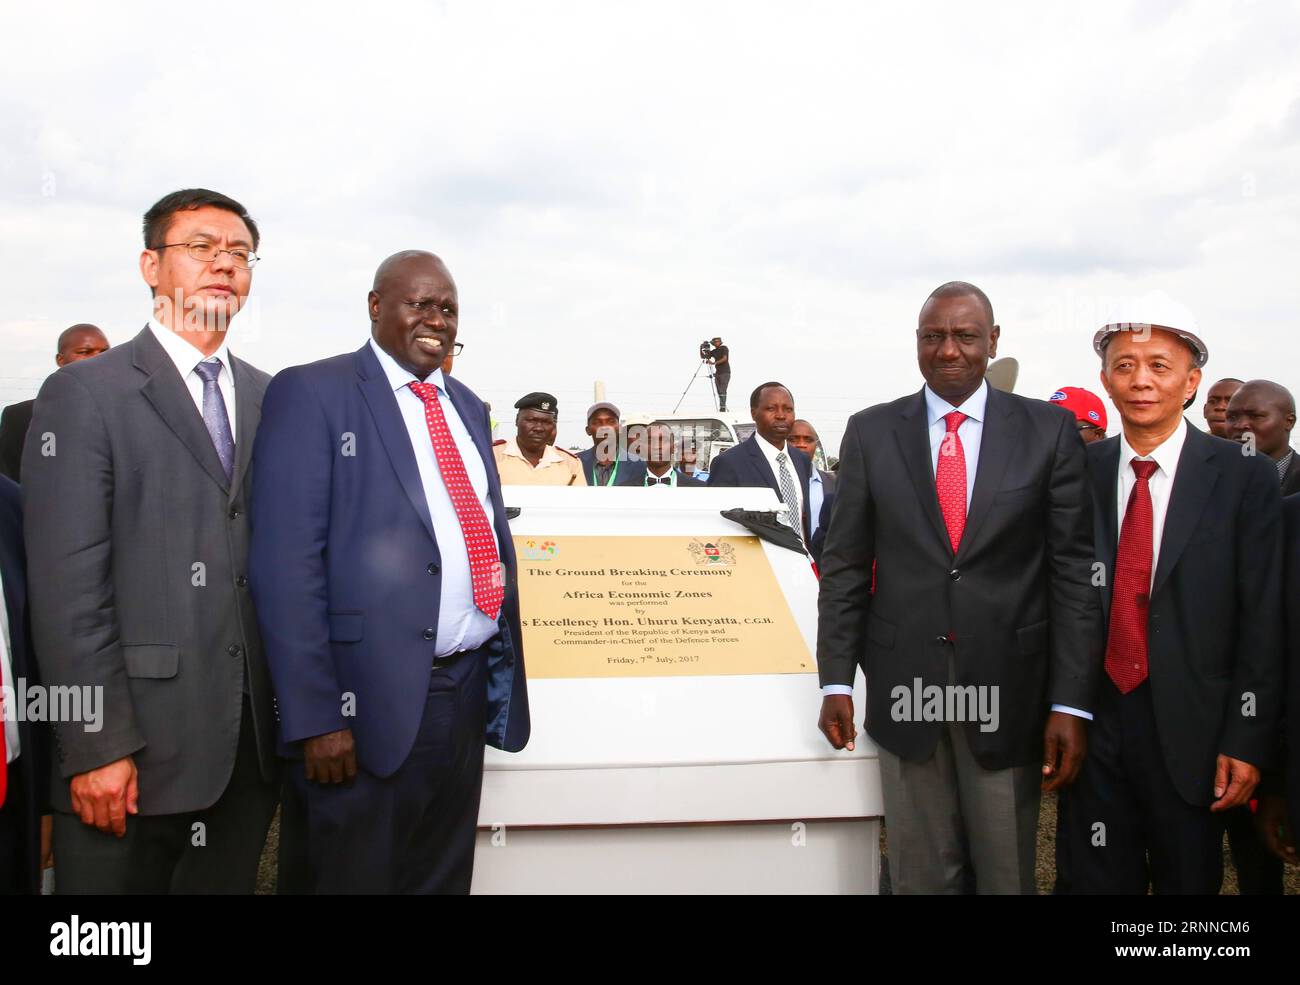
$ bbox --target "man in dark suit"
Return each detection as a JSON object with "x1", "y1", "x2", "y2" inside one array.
[
  {"x1": 577, "y1": 401, "x2": 647, "y2": 487},
  {"x1": 0, "y1": 324, "x2": 109, "y2": 482},
  {"x1": 707, "y1": 383, "x2": 814, "y2": 544},
  {"x1": 1057, "y1": 318, "x2": 1284, "y2": 894},
  {"x1": 1225, "y1": 380, "x2": 1300, "y2": 496},
  {"x1": 0, "y1": 475, "x2": 50, "y2": 892},
  {"x1": 249, "y1": 250, "x2": 530, "y2": 894},
  {"x1": 1255, "y1": 491, "x2": 1300, "y2": 868},
  {"x1": 789, "y1": 419, "x2": 836, "y2": 562},
  {"x1": 635, "y1": 423, "x2": 704, "y2": 487},
  {"x1": 818, "y1": 281, "x2": 1102, "y2": 894},
  {"x1": 23, "y1": 188, "x2": 279, "y2": 893}
]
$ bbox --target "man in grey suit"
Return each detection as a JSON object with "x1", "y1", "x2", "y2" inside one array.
[
  {"x1": 22, "y1": 188, "x2": 279, "y2": 893},
  {"x1": 817, "y1": 282, "x2": 1102, "y2": 894}
]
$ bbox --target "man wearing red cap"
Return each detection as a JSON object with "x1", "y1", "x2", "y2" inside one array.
[
  {"x1": 1049, "y1": 387, "x2": 1109, "y2": 444},
  {"x1": 1058, "y1": 317, "x2": 1284, "y2": 894}
]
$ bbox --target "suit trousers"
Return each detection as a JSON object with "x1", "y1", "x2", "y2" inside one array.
[
  {"x1": 878, "y1": 720, "x2": 1040, "y2": 895},
  {"x1": 52, "y1": 696, "x2": 277, "y2": 894},
  {"x1": 0, "y1": 755, "x2": 33, "y2": 893},
  {"x1": 1057, "y1": 679, "x2": 1224, "y2": 894},
  {"x1": 288, "y1": 643, "x2": 488, "y2": 894}
]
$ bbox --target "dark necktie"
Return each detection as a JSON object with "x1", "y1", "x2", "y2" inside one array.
[
  {"x1": 194, "y1": 359, "x2": 234, "y2": 481},
  {"x1": 1105, "y1": 459, "x2": 1159, "y2": 693},
  {"x1": 775, "y1": 451, "x2": 803, "y2": 542},
  {"x1": 409, "y1": 382, "x2": 504, "y2": 621},
  {"x1": 935, "y1": 411, "x2": 967, "y2": 553}
]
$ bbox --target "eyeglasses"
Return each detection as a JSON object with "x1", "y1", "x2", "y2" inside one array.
[
  {"x1": 452, "y1": 342, "x2": 464, "y2": 356},
  {"x1": 156, "y1": 242, "x2": 261, "y2": 268}
]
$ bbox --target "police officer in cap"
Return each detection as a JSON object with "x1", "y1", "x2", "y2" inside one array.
[{"x1": 493, "y1": 392, "x2": 586, "y2": 486}]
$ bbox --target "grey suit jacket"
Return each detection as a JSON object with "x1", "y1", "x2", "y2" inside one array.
[{"x1": 22, "y1": 326, "x2": 277, "y2": 815}]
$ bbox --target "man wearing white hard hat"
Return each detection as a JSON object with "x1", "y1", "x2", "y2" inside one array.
[{"x1": 1056, "y1": 301, "x2": 1285, "y2": 894}]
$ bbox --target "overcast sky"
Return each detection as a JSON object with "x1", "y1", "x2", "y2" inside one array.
[{"x1": 2, "y1": 0, "x2": 1298, "y2": 454}]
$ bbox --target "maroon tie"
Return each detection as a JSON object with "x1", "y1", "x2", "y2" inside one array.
[
  {"x1": 408, "y1": 382, "x2": 504, "y2": 621},
  {"x1": 1105, "y1": 459, "x2": 1159, "y2": 693},
  {"x1": 935, "y1": 411, "x2": 968, "y2": 553}
]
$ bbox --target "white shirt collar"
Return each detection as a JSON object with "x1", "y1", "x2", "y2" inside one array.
[
  {"x1": 755, "y1": 432, "x2": 789, "y2": 464},
  {"x1": 924, "y1": 378, "x2": 988, "y2": 427},
  {"x1": 1118, "y1": 417, "x2": 1189, "y2": 477},
  {"x1": 148, "y1": 318, "x2": 233, "y2": 379},
  {"x1": 369, "y1": 337, "x2": 447, "y2": 395}
]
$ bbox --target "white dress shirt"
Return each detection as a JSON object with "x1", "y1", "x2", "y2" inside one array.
[
  {"x1": 924, "y1": 379, "x2": 988, "y2": 506},
  {"x1": 369, "y1": 339, "x2": 499, "y2": 657},
  {"x1": 0, "y1": 569, "x2": 18, "y2": 763},
  {"x1": 1115, "y1": 418, "x2": 1189, "y2": 589},
  {"x1": 808, "y1": 470, "x2": 826, "y2": 537},
  {"x1": 148, "y1": 319, "x2": 237, "y2": 436},
  {"x1": 755, "y1": 434, "x2": 804, "y2": 530}
]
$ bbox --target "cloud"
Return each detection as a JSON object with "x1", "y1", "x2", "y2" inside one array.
[{"x1": 1, "y1": 0, "x2": 1298, "y2": 454}]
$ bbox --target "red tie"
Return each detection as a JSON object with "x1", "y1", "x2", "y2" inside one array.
[
  {"x1": 936, "y1": 411, "x2": 968, "y2": 553},
  {"x1": 408, "y1": 382, "x2": 504, "y2": 622},
  {"x1": 1105, "y1": 459, "x2": 1158, "y2": 693}
]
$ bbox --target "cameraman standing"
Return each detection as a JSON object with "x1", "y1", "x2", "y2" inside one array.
[{"x1": 703, "y1": 336, "x2": 731, "y2": 412}]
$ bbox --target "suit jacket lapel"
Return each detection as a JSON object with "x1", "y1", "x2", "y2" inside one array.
[
  {"x1": 134, "y1": 327, "x2": 230, "y2": 494},
  {"x1": 353, "y1": 345, "x2": 438, "y2": 546},
  {"x1": 1152, "y1": 426, "x2": 1218, "y2": 598},
  {"x1": 745, "y1": 436, "x2": 781, "y2": 498},
  {"x1": 228, "y1": 354, "x2": 265, "y2": 500},
  {"x1": 896, "y1": 389, "x2": 950, "y2": 552},
  {"x1": 1091, "y1": 437, "x2": 1121, "y2": 623},
  {"x1": 955, "y1": 387, "x2": 1015, "y2": 563}
]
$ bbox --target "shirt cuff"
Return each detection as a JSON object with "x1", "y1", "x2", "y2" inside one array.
[
  {"x1": 822, "y1": 684, "x2": 854, "y2": 696},
  {"x1": 1050, "y1": 704, "x2": 1093, "y2": 721}
]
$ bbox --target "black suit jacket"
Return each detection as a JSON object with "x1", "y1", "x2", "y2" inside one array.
[
  {"x1": 1284, "y1": 493, "x2": 1300, "y2": 831},
  {"x1": 0, "y1": 475, "x2": 48, "y2": 892},
  {"x1": 818, "y1": 386, "x2": 1102, "y2": 769},
  {"x1": 576, "y1": 447, "x2": 649, "y2": 486},
  {"x1": 1280, "y1": 449, "x2": 1300, "y2": 497},
  {"x1": 0, "y1": 400, "x2": 34, "y2": 483},
  {"x1": 1088, "y1": 425, "x2": 1284, "y2": 805},
  {"x1": 707, "y1": 435, "x2": 814, "y2": 542}
]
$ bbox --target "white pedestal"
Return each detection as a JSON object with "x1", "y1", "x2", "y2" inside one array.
[{"x1": 473, "y1": 486, "x2": 881, "y2": 894}]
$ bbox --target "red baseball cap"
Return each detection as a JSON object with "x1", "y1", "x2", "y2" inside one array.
[{"x1": 1049, "y1": 387, "x2": 1107, "y2": 431}]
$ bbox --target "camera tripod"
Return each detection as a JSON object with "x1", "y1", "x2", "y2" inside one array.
[{"x1": 672, "y1": 358, "x2": 721, "y2": 414}]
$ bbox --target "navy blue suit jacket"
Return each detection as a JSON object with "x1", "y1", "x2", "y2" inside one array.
[
  {"x1": 0, "y1": 475, "x2": 47, "y2": 892},
  {"x1": 249, "y1": 344, "x2": 529, "y2": 779},
  {"x1": 576, "y1": 447, "x2": 648, "y2": 486},
  {"x1": 706, "y1": 435, "x2": 814, "y2": 541}
]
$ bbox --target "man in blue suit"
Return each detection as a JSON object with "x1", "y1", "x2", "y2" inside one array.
[
  {"x1": 249, "y1": 250, "x2": 529, "y2": 894},
  {"x1": 0, "y1": 475, "x2": 49, "y2": 892},
  {"x1": 707, "y1": 382, "x2": 814, "y2": 544}
]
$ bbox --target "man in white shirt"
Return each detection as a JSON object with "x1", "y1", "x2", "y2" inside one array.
[
  {"x1": 1057, "y1": 318, "x2": 1284, "y2": 894},
  {"x1": 818, "y1": 282, "x2": 1101, "y2": 894},
  {"x1": 706, "y1": 383, "x2": 814, "y2": 544},
  {"x1": 24, "y1": 188, "x2": 279, "y2": 893}
]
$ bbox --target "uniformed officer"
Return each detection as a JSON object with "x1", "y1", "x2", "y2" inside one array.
[{"x1": 493, "y1": 392, "x2": 586, "y2": 486}]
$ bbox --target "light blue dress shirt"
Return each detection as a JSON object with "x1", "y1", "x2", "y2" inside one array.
[
  {"x1": 808, "y1": 469, "x2": 825, "y2": 538},
  {"x1": 369, "y1": 339, "x2": 500, "y2": 657}
]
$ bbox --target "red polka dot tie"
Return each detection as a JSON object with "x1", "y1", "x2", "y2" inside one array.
[
  {"x1": 935, "y1": 411, "x2": 968, "y2": 553},
  {"x1": 1104, "y1": 460, "x2": 1158, "y2": 693},
  {"x1": 408, "y1": 382, "x2": 504, "y2": 622}
]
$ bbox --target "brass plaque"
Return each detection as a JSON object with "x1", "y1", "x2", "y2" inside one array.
[{"x1": 514, "y1": 535, "x2": 813, "y2": 678}]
